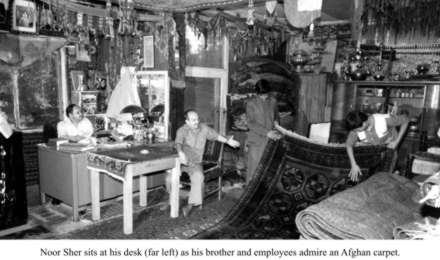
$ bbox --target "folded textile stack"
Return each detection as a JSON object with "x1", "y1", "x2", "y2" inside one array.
[
  {"x1": 295, "y1": 172, "x2": 420, "y2": 239},
  {"x1": 414, "y1": 172, "x2": 440, "y2": 208},
  {"x1": 393, "y1": 217, "x2": 440, "y2": 239}
]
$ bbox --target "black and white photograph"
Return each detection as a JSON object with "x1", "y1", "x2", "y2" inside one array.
[
  {"x1": 11, "y1": 0, "x2": 36, "y2": 33},
  {"x1": 1, "y1": 0, "x2": 440, "y2": 259}
]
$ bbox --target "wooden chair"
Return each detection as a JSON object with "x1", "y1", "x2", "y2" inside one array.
[{"x1": 180, "y1": 140, "x2": 225, "y2": 203}]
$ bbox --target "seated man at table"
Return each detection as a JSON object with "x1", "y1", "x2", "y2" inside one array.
[
  {"x1": 57, "y1": 104, "x2": 94, "y2": 143},
  {"x1": 168, "y1": 109, "x2": 240, "y2": 217}
]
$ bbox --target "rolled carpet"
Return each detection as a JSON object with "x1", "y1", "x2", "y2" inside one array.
[{"x1": 295, "y1": 172, "x2": 420, "y2": 239}]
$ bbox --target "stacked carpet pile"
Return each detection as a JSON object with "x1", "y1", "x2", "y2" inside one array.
[
  {"x1": 393, "y1": 217, "x2": 440, "y2": 239},
  {"x1": 295, "y1": 172, "x2": 421, "y2": 239}
]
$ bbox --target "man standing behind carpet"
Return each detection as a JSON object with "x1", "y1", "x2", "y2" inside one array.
[
  {"x1": 246, "y1": 79, "x2": 280, "y2": 184},
  {"x1": 175, "y1": 109, "x2": 240, "y2": 217}
]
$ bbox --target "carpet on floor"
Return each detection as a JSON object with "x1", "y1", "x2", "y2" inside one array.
[
  {"x1": 194, "y1": 135, "x2": 392, "y2": 239},
  {"x1": 3, "y1": 181, "x2": 237, "y2": 239},
  {"x1": 59, "y1": 194, "x2": 237, "y2": 239}
]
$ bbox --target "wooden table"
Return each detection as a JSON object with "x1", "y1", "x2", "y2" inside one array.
[{"x1": 87, "y1": 143, "x2": 180, "y2": 235}]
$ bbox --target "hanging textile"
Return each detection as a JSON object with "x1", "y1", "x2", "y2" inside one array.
[
  {"x1": 284, "y1": 0, "x2": 322, "y2": 28},
  {"x1": 106, "y1": 66, "x2": 141, "y2": 118},
  {"x1": 0, "y1": 112, "x2": 12, "y2": 139}
]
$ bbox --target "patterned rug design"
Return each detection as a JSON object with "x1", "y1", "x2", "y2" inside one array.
[
  {"x1": 2, "y1": 183, "x2": 237, "y2": 239},
  {"x1": 195, "y1": 136, "x2": 391, "y2": 239}
]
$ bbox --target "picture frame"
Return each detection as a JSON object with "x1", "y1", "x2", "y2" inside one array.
[
  {"x1": 12, "y1": 0, "x2": 37, "y2": 33},
  {"x1": 70, "y1": 70, "x2": 85, "y2": 91},
  {"x1": 143, "y1": 35, "x2": 154, "y2": 68},
  {"x1": 38, "y1": 2, "x2": 64, "y2": 37},
  {"x1": 80, "y1": 92, "x2": 98, "y2": 116},
  {"x1": 0, "y1": 0, "x2": 10, "y2": 31},
  {"x1": 76, "y1": 43, "x2": 91, "y2": 62}
]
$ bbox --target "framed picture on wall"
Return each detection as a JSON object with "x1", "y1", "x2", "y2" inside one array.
[
  {"x1": 143, "y1": 35, "x2": 154, "y2": 68},
  {"x1": 70, "y1": 70, "x2": 85, "y2": 91},
  {"x1": 0, "y1": 0, "x2": 10, "y2": 31},
  {"x1": 76, "y1": 43, "x2": 91, "y2": 62},
  {"x1": 81, "y1": 92, "x2": 98, "y2": 116},
  {"x1": 11, "y1": 0, "x2": 37, "y2": 33}
]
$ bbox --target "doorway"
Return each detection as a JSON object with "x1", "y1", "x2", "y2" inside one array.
[
  {"x1": 184, "y1": 66, "x2": 228, "y2": 135},
  {"x1": 184, "y1": 76, "x2": 221, "y2": 131}
]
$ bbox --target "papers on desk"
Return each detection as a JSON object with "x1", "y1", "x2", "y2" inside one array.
[
  {"x1": 58, "y1": 142, "x2": 95, "y2": 152},
  {"x1": 47, "y1": 138, "x2": 69, "y2": 147}
]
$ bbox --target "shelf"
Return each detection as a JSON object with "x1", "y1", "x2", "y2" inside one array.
[
  {"x1": 357, "y1": 95, "x2": 386, "y2": 98},
  {"x1": 337, "y1": 80, "x2": 440, "y2": 86},
  {"x1": 357, "y1": 95, "x2": 424, "y2": 99},
  {"x1": 73, "y1": 90, "x2": 104, "y2": 93},
  {"x1": 389, "y1": 96, "x2": 424, "y2": 99}
]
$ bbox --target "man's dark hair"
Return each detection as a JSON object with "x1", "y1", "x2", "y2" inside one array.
[
  {"x1": 345, "y1": 111, "x2": 368, "y2": 131},
  {"x1": 66, "y1": 104, "x2": 78, "y2": 117},
  {"x1": 184, "y1": 109, "x2": 197, "y2": 120},
  {"x1": 255, "y1": 79, "x2": 271, "y2": 94}
]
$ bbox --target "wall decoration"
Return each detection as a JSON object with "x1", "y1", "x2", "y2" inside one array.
[
  {"x1": 80, "y1": 92, "x2": 98, "y2": 115},
  {"x1": 12, "y1": 0, "x2": 37, "y2": 33},
  {"x1": 362, "y1": 0, "x2": 440, "y2": 38},
  {"x1": 39, "y1": 0, "x2": 65, "y2": 36},
  {"x1": 0, "y1": 0, "x2": 9, "y2": 31},
  {"x1": 143, "y1": 35, "x2": 154, "y2": 68},
  {"x1": 76, "y1": 43, "x2": 91, "y2": 62},
  {"x1": 70, "y1": 70, "x2": 85, "y2": 91}
]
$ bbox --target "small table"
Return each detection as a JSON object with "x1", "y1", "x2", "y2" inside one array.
[{"x1": 87, "y1": 143, "x2": 180, "y2": 235}]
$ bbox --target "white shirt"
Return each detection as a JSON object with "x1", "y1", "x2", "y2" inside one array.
[
  {"x1": 57, "y1": 117, "x2": 94, "y2": 139},
  {"x1": 371, "y1": 114, "x2": 390, "y2": 138}
]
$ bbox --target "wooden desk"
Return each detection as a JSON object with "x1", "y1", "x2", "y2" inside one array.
[
  {"x1": 39, "y1": 145, "x2": 166, "y2": 221},
  {"x1": 87, "y1": 143, "x2": 180, "y2": 235}
]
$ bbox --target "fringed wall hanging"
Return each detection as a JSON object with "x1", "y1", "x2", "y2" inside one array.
[
  {"x1": 104, "y1": 0, "x2": 114, "y2": 38},
  {"x1": 361, "y1": 0, "x2": 440, "y2": 38},
  {"x1": 264, "y1": 0, "x2": 277, "y2": 26},
  {"x1": 168, "y1": 13, "x2": 186, "y2": 89},
  {"x1": 153, "y1": 15, "x2": 169, "y2": 60},
  {"x1": 187, "y1": 12, "x2": 209, "y2": 48},
  {"x1": 186, "y1": 10, "x2": 285, "y2": 62}
]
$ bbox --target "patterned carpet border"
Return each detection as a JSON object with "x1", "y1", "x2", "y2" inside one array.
[{"x1": 194, "y1": 136, "x2": 391, "y2": 239}]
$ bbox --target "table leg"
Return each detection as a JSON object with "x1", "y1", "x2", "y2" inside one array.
[
  {"x1": 72, "y1": 203, "x2": 79, "y2": 222},
  {"x1": 123, "y1": 167, "x2": 134, "y2": 235},
  {"x1": 169, "y1": 159, "x2": 181, "y2": 218},
  {"x1": 40, "y1": 192, "x2": 46, "y2": 204},
  {"x1": 139, "y1": 175, "x2": 147, "y2": 207},
  {"x1": 90, "y1": 169, "x2": 100, "y2": 221}
]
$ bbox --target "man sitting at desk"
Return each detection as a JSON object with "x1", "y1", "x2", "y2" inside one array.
[
  {"x1": 57, "y1": 104, "x2": 94, "y2": 143},
  {"x1": 173, "y1": 109, "x2": 240, "y2": 217}
]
